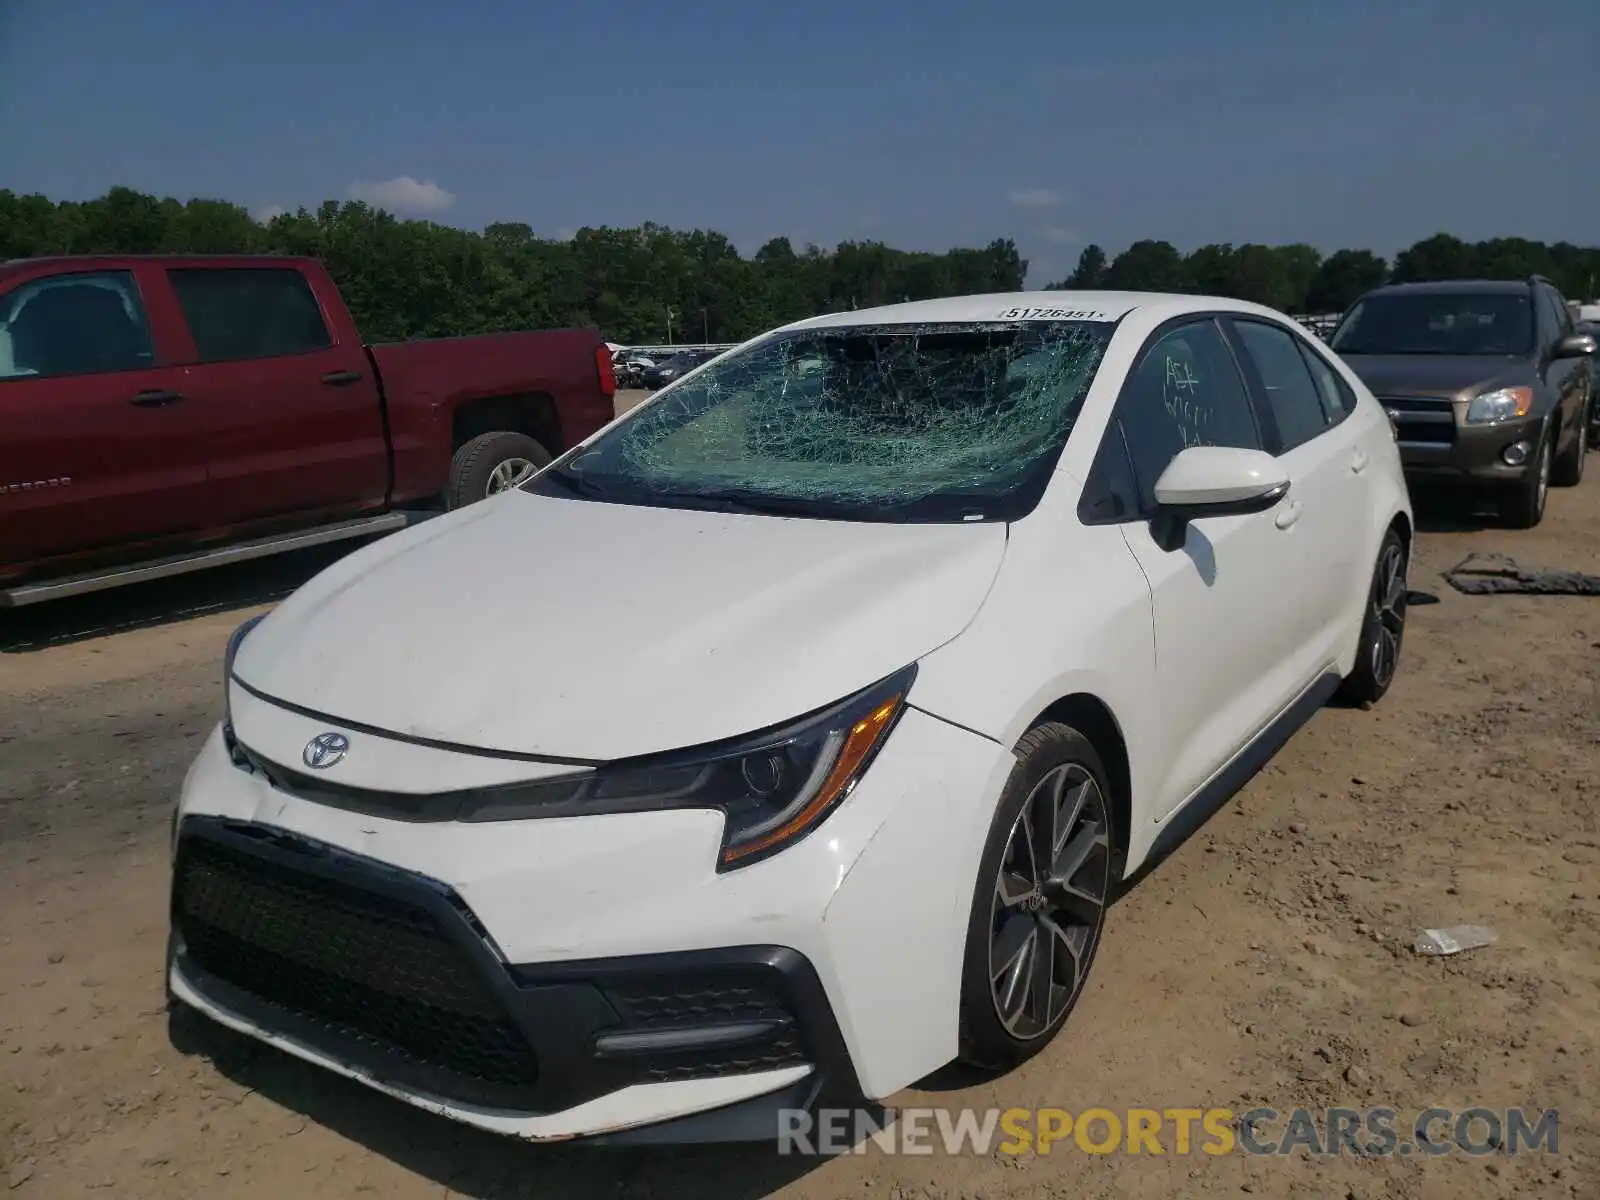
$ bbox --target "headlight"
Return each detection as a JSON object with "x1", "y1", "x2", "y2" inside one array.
[
  {"x1": 1464, "y1": 387, "x2": 1532, "y2": 424},
  {"x1": 221, "y1": 613, "x2": 267, "y2": 759},
  {"x1": 458, "y1": 663, "x2": 916, "y2": 870}
]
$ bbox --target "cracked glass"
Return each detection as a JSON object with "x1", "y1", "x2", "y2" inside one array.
[{"x1": 533, "y1": 320, "x2": 1117, "y2": 523}]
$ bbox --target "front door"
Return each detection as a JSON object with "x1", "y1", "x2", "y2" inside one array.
[{"x1": 1102, "y1": 316, "x2": 1311, "y2": 822}]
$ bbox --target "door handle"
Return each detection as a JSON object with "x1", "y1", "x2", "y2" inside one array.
[
  {"x1": 1350, "y1": 448, "x2": 1369, "y2": 474},
  {"x1": 130, "y1": 388, "x2": 183, "y2": 407},
  {"x1": 321, "y1": 370, "x2": 363, "y2": 386},
  {"x1": 1274, "y1": 500, "x2": 1304, "y2": 530}
]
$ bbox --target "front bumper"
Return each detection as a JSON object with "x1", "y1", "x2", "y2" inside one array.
[
  {"x1": 167, "y1": 695, "x2": 1013, "y2": 1142},
  {"x1": 1389, "y1": 400, "x2": 1544, "y2": 484}
]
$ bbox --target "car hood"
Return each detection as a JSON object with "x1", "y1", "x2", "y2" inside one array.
[
  {"x1": 1338, "y1": 354, "x2": 1531, "y2": 399},
  {"x1": 232, "y1": 491, "x2": 1008, "y2": 761}
]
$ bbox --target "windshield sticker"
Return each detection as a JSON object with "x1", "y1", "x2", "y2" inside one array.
[{"x1": 995, "y1": 306, "x2": 1116, "y2": 321}]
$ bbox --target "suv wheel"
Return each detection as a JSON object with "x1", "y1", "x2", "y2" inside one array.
[
  {"x1": 958, "y1": 722, "x2": 1115, "y2": 1070},
  {"x1": 1552, "y1": 417, "x2": 1586, "y2": 487},
  {"x1": 1499, "y1": 429, "x2": 1552, "y2": 528}
]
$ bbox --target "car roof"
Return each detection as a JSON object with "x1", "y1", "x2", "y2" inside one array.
[
  {"x1": 776, "y1": 290, "x2": 1290, "y2": 332},
  {"x1": 1364, "y1": 279, "x2": 1534, "y2": 297}
]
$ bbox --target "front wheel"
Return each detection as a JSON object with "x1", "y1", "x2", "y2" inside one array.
[
  {"x1": 1552, "y1": 415, "x2": 1587, "y2": 487},
  {"x1": 957, "y1": 722, "x2": 1116, "y2": 1070},
  {"x1": 1336, "y1": 528, "x2": 1408, "y2": 707},
  {"x1": 1499, "y1": 429, "x2": 1552, "y2": 528}
]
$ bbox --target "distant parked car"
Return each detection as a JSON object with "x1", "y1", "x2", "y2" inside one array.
[
  {"x1": 1327, "y1": 277, "x2": 1595, "y2": 527},
  {"x1": 170, "y1": 289, "x2": 1412, "y2": 1145},
  {"x1": 643, "y1": 348, "x2": 721, "y2": 389}
]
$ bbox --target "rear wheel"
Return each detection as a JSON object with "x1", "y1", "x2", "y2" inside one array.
[
  {"x1": 447, "y1": 431, "x2": 552, "y2": 510},
  {"x1": 958, "y1": 722, "x2": 1115, "y2": 1070},
  {"x1": 1336, "y1": 528, "x2": 1408, "y2": 708},
  {"x1": 1499, "y1": 428, "x2": 1552, "y2": 528}
]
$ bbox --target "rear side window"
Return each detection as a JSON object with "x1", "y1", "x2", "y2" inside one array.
[
  {"x1": 1295, "y1": 340, "x2": 1357, "y2": 422},
  {"x1": 169, "y1": 268, "x2": 332, "y2": 362},
  {"x1": 0, "y1": 270, "x2": 155, "y2": 380},
  {"x1": 1116, "y1": 318, "x2": 1261, "y2": 509},
  {"x1": 1233, "y1": 319, "x2": 1330, "y2": 452}
]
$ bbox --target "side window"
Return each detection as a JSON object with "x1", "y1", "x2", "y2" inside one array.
[
  {"x1": 1295, "y1": 340, "x2": 1358, "y2": 422},
  {"x1": 1536, "y1": 287, "x2": 1569, "y2": 343},
  {"x1": 168, "y1": 268, "x2": 333, "y2": 362},
  {"x1": 1078, "y1": 421, "x2": 1140, "y2": 523},
  {"x1": 1117, "y1": 318, "x2": 1261, "y2": 509},
  {"x1": 1233, "y1": 319, "x2": 1332, "y2": 452},
  {"x1": 0, "y1": 271, "x2": 155, "y2": 380},
  {"x1": 1548, "y1": 288, "x2": 1574, "y2": 336}
]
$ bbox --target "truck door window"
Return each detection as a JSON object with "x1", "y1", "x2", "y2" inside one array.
[
  {"x1": 168, "y1": 268, "x2": 333, "y2": 362},
  {"x1": 0, "y1": 271, "x2": 155, "y2": 380}
]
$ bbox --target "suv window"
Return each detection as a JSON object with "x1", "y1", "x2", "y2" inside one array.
[
  {"x1": 0, "y1": 271, "x2": 155, "y2": 380},
  {"x1": 1538, "y1": 286, "x2": 1572, "y2": 341},
  {"x1": 1233, "y1": 319, "x2": 1333, "y2": 451},
  {"x1": 1115, "y1": 318, "x2": 1261, "y2": 509},
  {"x1": 169, "y1": 268, "x2": 332, "y2": 362}
]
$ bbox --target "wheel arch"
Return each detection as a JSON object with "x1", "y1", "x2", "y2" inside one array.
[
  {"x1": 1030, "y1": 692, "x2": 1131, "y2": 871},
  {"x1": 450, "y1": 392, "x2": 562, "y2": 455}
]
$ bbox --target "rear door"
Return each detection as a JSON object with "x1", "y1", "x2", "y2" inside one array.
[
  {"x1": 0, "y1": 267, "x2": 213, "y2": 568},
  {"x1": 1224, "y1": 316, "x2": 1367, "y2": 679},
  {"x1": 159, "y1": 266, "x2": 389, "y2": 526}
]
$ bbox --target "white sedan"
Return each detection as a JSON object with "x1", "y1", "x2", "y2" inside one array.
[{"x1": 166, "y1": 291, "x2": 1412, "y2": 1144}]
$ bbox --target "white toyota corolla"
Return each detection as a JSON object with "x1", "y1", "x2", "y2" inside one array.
[{"x1": 167, "y1": 291, "x2": 1412, "y2": 1144}]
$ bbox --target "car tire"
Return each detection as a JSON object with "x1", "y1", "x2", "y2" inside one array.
[
  {"x1": 1335, "y1": 528, "x2": 1408, "y2": 708},
  {"x1": 1498, "y1": 427, "x2": 1552, "y2": 528},
  {"x1": 1552, "y1": 416, "x2": 1586, "y2": 487},
  {"x1": 447, "y1": 432, "x2": 552, "y2": 510},
  {"x1": 957, "y1": 721, "x2": 1116, "y2": 1071}
]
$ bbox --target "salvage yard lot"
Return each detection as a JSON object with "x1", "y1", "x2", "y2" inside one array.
[{"x1": 2, "y1": 452, "x2": 1598, "y2": 1198}]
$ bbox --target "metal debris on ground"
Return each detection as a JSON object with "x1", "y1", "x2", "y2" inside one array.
[
  {"x1": 1413, "y1": 925, "x2": 1498, "y2": 956},
  {"x1": 1443, "y1": 551, "x2": 1600, "y2": 596}
]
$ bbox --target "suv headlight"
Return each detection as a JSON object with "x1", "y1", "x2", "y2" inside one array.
[
  {"x1": 457, "y1": 663, "x2": 916, "y2": 871},
  {"x1": 1464, "y1": 387, "x2": 1532, "y2": 425}
]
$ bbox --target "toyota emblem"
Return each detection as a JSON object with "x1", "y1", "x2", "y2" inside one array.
[{"x1": 303, "y1": 732, "x2": 350, "y2": 770}]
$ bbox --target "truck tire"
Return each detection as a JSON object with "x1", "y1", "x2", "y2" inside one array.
[{"x1": 447, "y1": 432, "x2": 552, "y2": 510}]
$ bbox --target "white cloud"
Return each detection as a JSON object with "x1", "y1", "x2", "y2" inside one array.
[
  {"x1": 250, "y1": 204, "x2": 286, "y2": 224},
  {"x1": 1041, "y1": 226, "x2": 1079, "y2": 246},
  {"x1": 345, "y1": 175, "x2": 455, "y2": 215},
  {"x1": 1008, "y1": 187, "x2": 1065, "y2": 208},
  {"x1": 554, "y1": 227, "x2": 577, "y2": 242}
]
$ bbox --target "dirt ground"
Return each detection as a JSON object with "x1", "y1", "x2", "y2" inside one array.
[{"x1": 2, "y1": 433, "x2": 1597, "y2": 1198}]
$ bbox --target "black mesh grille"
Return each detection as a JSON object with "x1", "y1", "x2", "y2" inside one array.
[
  {"x1": 174, "y1": 835, "x2": 539, "y2": 1090},
  {"x1": 606, "y1": 972, "x2": 807, "y2": 1081}
]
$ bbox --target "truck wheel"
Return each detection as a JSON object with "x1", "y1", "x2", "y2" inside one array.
[
  {"x1": 1498, "y1": 428, "x2": 1552, "y2": 529},
  {"x1": 447, "y1": 432, "x2": 552, "y2": 509}
]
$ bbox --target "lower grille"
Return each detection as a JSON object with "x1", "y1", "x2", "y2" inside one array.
[
  {"x1": 173, "y1": 834, "x2": 540, "y2": 1091},
  {"x1": 605, "y1": 970, "x2": 808, "y2": 1082}
]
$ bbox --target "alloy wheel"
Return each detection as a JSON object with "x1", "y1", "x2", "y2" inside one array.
[
  {"x1": 486, "y1": 457, "x2": 538, "y2": 496},
  {"x1": 987, "y1": 763, "x2": 1112, "y2": 1040},
  {"x1": 1371, "y1": 540, "x2": 1407, "y2": 689}
]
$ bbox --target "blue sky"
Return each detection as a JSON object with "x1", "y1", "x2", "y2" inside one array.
[{"x1": 1, "y1": 0, "x2": 1593, "y2": 283}]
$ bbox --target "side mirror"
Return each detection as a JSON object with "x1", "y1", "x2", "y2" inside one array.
[
  {"x1": 1149, "y1": 446, "x2": 1290, "y2": 552},
  {"x1": 1553, "y1": 333, "x2": 1598, "y2": 360}
]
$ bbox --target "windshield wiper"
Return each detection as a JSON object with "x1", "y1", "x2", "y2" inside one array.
[
  {"x1": 535, "y1": 467, "x2": 615, "y2": 500},
  {"x1": 655, "y1": 488, "x2": 867, "y2": 519}
]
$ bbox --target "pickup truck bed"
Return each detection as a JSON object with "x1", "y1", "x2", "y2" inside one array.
[{"x1": 0, "y1": 254, "x2": 616, "y2": 605}]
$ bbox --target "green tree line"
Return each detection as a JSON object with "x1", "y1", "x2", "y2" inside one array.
[{"x1": 3, "y1": 187, "x2": 1596, "y2": 345}]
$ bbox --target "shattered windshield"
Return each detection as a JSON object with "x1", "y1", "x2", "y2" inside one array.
[{"x1": 528, "y1": 319, "x2": 1115, "y2": 523}]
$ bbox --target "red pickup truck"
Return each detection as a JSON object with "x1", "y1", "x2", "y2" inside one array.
[{"x1": 0, "y1": 254, "x2": 616, "y2": 606}]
